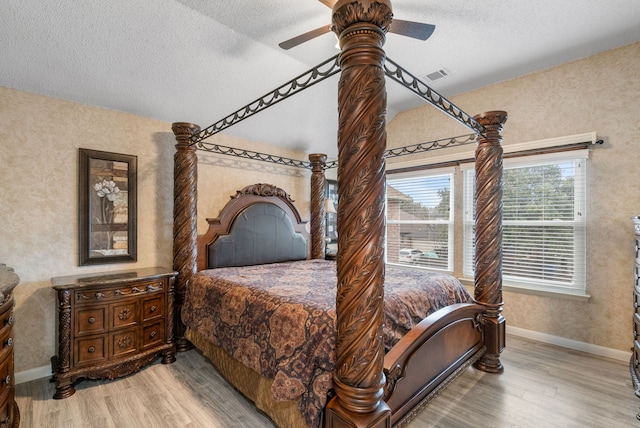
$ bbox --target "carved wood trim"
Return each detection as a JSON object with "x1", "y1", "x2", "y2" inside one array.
[
  {"x1": 309, "y1": 154, "x2": 328, "y2": 259},
  {"x1": 163, "y1": 275, "x2": 176, "y2": 364},
  {"x1": 56, "y1": 289, "x2": 72, "y2": 374},
  {"x1": 327, "y1": 1, "x2": 391, "y2": 425},
  {"x1": 233, "y1": 183, "x2": 295, "y2": 201},
  {"x1": 171, "y1": 122, "x2": 200, "y2": 352},
  {"x1": 472, "y1": 110, "x2": 508, "y2": 373}
]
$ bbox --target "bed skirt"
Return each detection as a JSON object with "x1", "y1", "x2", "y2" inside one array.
[{"x1": 185, "y1": 327, "x2": 308, "y2": 428}]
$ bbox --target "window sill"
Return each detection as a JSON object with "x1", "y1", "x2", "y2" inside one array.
[{"x1": 457, "y1": 277, "x2": 591, "y2": 302}]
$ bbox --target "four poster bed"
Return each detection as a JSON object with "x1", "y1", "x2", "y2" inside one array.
[{"x1": 168, "y1": 1, "x2": 506, "y2": 427}]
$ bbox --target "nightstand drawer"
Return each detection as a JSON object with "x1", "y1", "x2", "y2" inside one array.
[
  {"x1": 0, "y1": 332, "x2": 13, "y2": 363},
  {"x1": 0, "y1": 309, "x2": 13, "y2": 339},
  {"x1": 76, "y1": 307, "x2": 106, "y2": 336},
  {"x1": 111, "y1": 301, "x2": 138, "y2": 329},
  {"x1": 111, "y1": 328, "x2": 138, "y2": 358},
  {"x1": 0, "y1": 353, "x2": 11, "y2": 398},
  {"x1": 75, "y1": 336, "x2": 106, "y2": 366},
  {"x1": 142, "y1": 295, "x2": 164, "y2": 322},
  {"x1": 142, "y1": 322, "x2": 164, "y2": 349}
]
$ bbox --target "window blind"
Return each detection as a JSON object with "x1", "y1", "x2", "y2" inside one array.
[
  {"x1": 386, "y1": 170, "x2": 454, "y2": 271},
  {"x1": 463, "y1": 151, "x2": 587, "y2": 293}
]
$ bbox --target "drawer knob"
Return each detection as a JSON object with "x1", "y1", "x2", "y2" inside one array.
[
  {"x1": 95, "y1": 292, "x2": 104, "y2": 300},
  {"x1": 118, "y1": 308, "x2": 132, "y2": 321},
  {"x1": 5, "y1": 338, "x2": 12, "y2": 348},
  {"x1": 118, "y1": 336, "x2": 132, "y2": 349},
  {"x1": 150, "y1": 331, "x2": 157, "y2": 339},
  {"x1": 2, "y1": 375, "x2": 9, "y2": 386},
  {"x1": 88, "y1": 317, "x2": 96, "y2": 324},
  {"x1": 5, "y1": 314, "x2": 13, "y2": 326},
  {"x1": 88, "y1": 346, "x2": 95, "y2": 353},
  {"x1": 150, "y1": 305, "x2": 157, "y2": 313}
]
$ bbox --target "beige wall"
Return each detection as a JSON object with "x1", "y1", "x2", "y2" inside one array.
[
  {"x1": 0, "y1": 86, "x2": 310, "y2": 373},
  {"x1": 387, "y1": 41, "x2": 640, "y2": 352}
]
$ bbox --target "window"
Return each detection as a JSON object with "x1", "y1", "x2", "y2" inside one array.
[
  {"x1": 386, "y1": 169, "x2": 453, "y2": 271},
  {"x1": 463, "y1": 152, "x2": 587, "y2": 294}
]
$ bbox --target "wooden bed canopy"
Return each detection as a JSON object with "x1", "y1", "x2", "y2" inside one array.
[{"x1": 170, "y1": 0, "x2": 506, "y2": 426}]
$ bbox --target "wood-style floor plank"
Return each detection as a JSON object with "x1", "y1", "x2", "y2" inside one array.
[{"x1": 16, "y1": 335, "x2": 640, "y2": 427}]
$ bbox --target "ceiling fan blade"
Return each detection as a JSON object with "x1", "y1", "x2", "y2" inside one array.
[
  {"x1": 279, "y1": 25, "x2": 332, "y2": 50},
  {"x1": 318, "y1": 0, "x2": 337, "y2": 9},
  {"x1": 389, "y1": 19, "x2": 435, "y2": 41}
]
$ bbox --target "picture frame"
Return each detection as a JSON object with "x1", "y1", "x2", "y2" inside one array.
[{"x1": 78, "y1": 148, "x2": 137, "y2": 265}]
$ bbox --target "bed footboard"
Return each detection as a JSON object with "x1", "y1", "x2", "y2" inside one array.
[{"x1": 383, "y1": 303, "x2": 486, "y2": 427}]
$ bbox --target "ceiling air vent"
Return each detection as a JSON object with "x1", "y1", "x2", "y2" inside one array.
[{"x1": 421, "y1": 68, "x2": 449, "y2": 83}]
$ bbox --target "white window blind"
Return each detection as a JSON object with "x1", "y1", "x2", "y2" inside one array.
[
  {"x1": 386, "y1": 169, "x2": 454, "y2": 271},
  {"x1": 463, "y1": 151, "x2": 587, "y2": 293}
]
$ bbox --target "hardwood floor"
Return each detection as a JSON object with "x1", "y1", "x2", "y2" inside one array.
[{"x1": 16, "y1": 335, "x2": 639, "y2": 427}]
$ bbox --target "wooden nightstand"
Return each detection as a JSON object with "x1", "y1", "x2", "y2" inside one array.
[
  {"x1": 0, "y1": 265, "x2": 19, "y2": 428},
  {"x1": 51, "y1": 267, "x2": 177, "y2": 399}
]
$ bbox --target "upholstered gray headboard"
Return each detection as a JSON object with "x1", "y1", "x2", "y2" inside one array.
[
  {"x1": 208, "y1": 202, "x2": 308, "y2": 268},
  {"x1": 197, "y1": 184, "x2": 311, "y2": 270}
]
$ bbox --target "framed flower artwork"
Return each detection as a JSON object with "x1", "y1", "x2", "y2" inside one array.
[{"x1": 78, "y1": 148, "x2": 137, "y2": 265}]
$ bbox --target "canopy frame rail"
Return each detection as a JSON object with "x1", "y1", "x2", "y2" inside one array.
[
  {"x1": 384, "y1": 57, "x2": 486, "y2": 136},
  {"x1": 191, "y1": 54, "x2": 341, "y2": 145},
  {"x1": 193, "y1": 133, "x2": 480, "y2": 171},
  {"x1": 196, "y1": 142, "x2": 312, "y2": 169}
]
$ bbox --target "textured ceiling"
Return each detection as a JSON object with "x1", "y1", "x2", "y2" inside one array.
[{"x1": 2, "y1": 0, "x2": 640, "y2": 157}]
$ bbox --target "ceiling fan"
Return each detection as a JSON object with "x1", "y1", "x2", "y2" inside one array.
[{"x1": 279, "y1": 0, "x2": 436, "y2": 50}]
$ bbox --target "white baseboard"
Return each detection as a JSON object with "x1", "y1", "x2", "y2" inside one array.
[
  {"x1": 16, "y1": 365, "x2": 52, "y2": 385},
  {"x1": 507, "y1": 325, "x2": 631, "y2": 362}
]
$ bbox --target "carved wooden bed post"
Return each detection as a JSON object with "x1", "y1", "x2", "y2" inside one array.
[
  {"x1": 472, "y1": 111, "x2": 508, "y2": 373},
  {"x1": 325, "y1": 0, "x2": 391, "y2": 426},
  {"x1": 171, "y1": 122, "x2": 200, "y2": 352},
  {"x1": 309, "y1": 153, "x2": 327, "y2": 259}
]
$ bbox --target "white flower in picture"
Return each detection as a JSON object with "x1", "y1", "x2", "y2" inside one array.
[{"x1": 94, "y1": 180, "x2": 120, "y2": 201}]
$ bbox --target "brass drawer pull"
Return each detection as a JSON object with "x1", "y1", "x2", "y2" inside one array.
[
  {"x1": 4, "y1": 314, "x2": 13, "y2": 326},
  {"x1": 4, "y1": 338, "x2": 12, "y2": 348},
  {"x1": 88, "y1": 317, "x2": 96, "y2": 324},
  {"x1": 149, "y1": 331, "x2": 157, "y2": 339},
  {"x1": 147, "y1": 284, "x2": 161, "y2": 292},
  {"x1": 88, "y1": 346, "x2": 95, "y2": 353},
  {"x1": 150, "y1": 305, "x2": 157, "y2": 313}
]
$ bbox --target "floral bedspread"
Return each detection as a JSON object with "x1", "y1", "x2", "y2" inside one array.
[{"x1": 181, "y1": 259, "x2": 471, "y2": 427}]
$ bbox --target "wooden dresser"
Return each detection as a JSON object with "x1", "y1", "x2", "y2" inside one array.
[
  {"x1": 51, "y1": 267, "x2": 177, "y2": 399},
  {"x1": 632, "y1": 217, "x2": 640, "y2": 404},
  {"x1": 0, "y1": 265, "x2": 19, "y2": 428}
]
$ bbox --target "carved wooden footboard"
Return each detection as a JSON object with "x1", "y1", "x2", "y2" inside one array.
[{"x1": 383, "y1": 303, "x2": 486, "y2": 427}]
